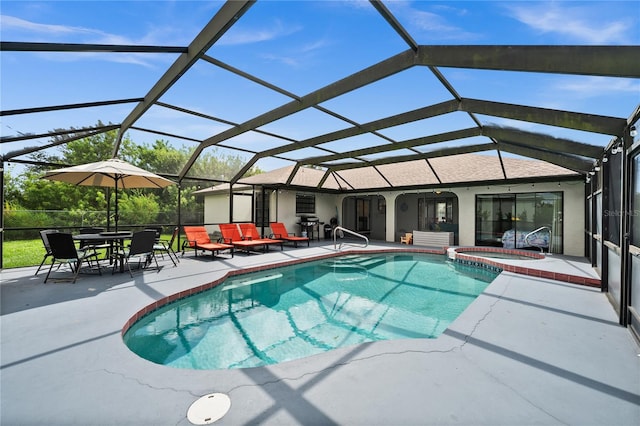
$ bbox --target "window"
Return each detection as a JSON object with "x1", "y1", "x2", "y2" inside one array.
[{"x1": 296, "y1": 193, "x2": 315, "y2": 214}]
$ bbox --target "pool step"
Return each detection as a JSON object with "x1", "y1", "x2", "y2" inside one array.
[{"x1": 323, "y1": 255, "x2": 385, "y2": 270}]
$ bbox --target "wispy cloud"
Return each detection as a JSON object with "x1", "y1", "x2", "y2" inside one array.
[
  {"x1": 0, "y1": 15, "x2": 169, "y2": 67},
  {"x1": 2, "y1": 15, "x2": 112, "y2": 40},
  {"x1": 218, "y1": 19, "x2": 302, "y2": 46},
  {"x1": 505, "y1": 2, "x2": 632, "y2": 44},
  {"x1": 554, "y1": 76, "x2": 640, "y2": 98},
  {"x1": 260, "y1": 52, "x2": 301, "y2": 68},
  {"x1": 386, "y1": 1, "x2": 480, "y2": 41}
]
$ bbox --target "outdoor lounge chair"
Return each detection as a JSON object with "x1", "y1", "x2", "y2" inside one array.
[
  {"x1": 239, "y1": 223, "x2": 284, "y2": 252},
  {"x1": 219, "y1": 223, "x2": 283, "y2": 254},
  {"x1": 182, "y1": 226, "x2": 234, "y2": 258},
  {"x1": 269, "y1": 222, "x2": 310, "y2": 247},
  {"x1": 44, "y1": 232, "x2": 102, "y2": 283}
]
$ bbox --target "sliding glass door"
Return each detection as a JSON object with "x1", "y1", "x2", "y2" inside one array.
[{"x1": 475, "y1": 192, "x2": 563, "y2": 252}]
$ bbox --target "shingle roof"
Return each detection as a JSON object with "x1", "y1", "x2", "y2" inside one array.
[{"x1": 195, "y1": 153, "x2": 579, "y2": 194}]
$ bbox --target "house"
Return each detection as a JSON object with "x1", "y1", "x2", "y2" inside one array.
[{"x1": 194, "y1": 153, "x2": 584, "y2": 256}]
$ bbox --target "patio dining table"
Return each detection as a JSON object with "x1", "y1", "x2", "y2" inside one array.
[{"x1": 73, "y1": 231, "x2": 132, "y2": 273}]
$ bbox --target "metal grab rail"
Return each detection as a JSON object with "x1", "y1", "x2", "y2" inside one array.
[
  {"x1": 524, "y1": 226, "x2": 551, "y2": 253},
  {"x1": 333, "y1": 226, "x2": 369, "y2": 250}
]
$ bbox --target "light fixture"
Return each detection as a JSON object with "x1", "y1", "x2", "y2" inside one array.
[
  {"x1": 631, "y1": 126, "x2": 638, "y2": 137},
  {"x1": 594, "y1": 166, "x2": 601, "y2": 172},
  {"x1": 611, "y1": 139, "x2": 623, "y2": 154},
  {"x1": 602, "y1": 156, "x2": 608, "y2": 162},
  {"x1": 589, "y1": 171, "x2": 596, "y2": 175}
]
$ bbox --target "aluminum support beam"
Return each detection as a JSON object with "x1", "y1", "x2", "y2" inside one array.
[
  {"x1": 196, "y1": 49, "x2": 419, "y2": 183},
  {"x1": 325, "y1": 143, "x2": 496, "y2": 171},
  {"x1": 497, "y1": 141, "x2": 594, "y2": 173},
  {"x1": 483, "y1": 126, "x2": 604, "y2": 159},
  {"x1": 462, "y1": 98, "x2": 626, "y2": 136},
  {"x1": 416, "y1": 45, "x2": 640, "y2": 78},
  {"x1": 113, "y1": 0, "x2": 255, "y2": 156}
]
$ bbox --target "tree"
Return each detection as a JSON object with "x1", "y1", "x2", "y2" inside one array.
[{"x1": 7, "y1": 122, "x2": 262, "y2": 229}]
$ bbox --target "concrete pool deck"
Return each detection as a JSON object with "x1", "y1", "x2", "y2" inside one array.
[{"x1": 1, "y1": 242, "x2": 639, "y2": 425}]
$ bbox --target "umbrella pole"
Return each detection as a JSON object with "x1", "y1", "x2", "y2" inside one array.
[
  {"x1": 115, "y1": 179, "x2": 119, "y2": 232},
  {"x1": 106, "y1": 187, "x2": 111, "y2": 231}
]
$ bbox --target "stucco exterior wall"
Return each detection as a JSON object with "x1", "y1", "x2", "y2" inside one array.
[
  {"x1": 338, "y1": 180, "x2": 584, "y2": 256},
  {"x1": 203, "y1": 192, "x2": 252, "y2": 225},
  {"x1": 202, "y1": 180, "x2": 585, "y2": 256},
  {"x1": 272, "y1": 190, "x2": 339, "y2": 238}
]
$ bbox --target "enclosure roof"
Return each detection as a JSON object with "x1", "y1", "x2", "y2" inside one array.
[{"x1": 2, "y1": 1, "x2": 639, "y2": 192}]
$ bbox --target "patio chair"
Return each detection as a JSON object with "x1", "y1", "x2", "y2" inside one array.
[
  {"x1": 269, "y1": 222, "x2": 309, "y2": 247},
  {"x1": 152, "y1": 226, "x2": 179, "y2": 266},
  {"x1": 35, "y1": 229, "x2": 60, "y2": 275},
  {"x1": 182, "y1": 226, "x2": 234, "y2": 258},
  {"x1": 144, "y1": 226, "x2": 163, "y2": 242},
  {"x1": 221, "y1": 223, "x2": 283, "y2": 254},
  {"x1": 400, "y1": 233, "x2": 412, "y2": 244},
  {"x1": 44, "y1": 232, "x2": 102, "y2": 283},
  {"x1": 112, "y1": 230, "x2": 159, "y2": 277},
  {"x1": 78, "y1": 227, "x2": 111, "y2": 260}
]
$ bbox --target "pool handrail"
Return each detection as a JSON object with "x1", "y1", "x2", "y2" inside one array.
[
  {"x1": 525, "y1": 226, "x2": 551, "y2": 253},
  {"x1": 333, "y1": 226, "x2": 369, "y2": 250}
]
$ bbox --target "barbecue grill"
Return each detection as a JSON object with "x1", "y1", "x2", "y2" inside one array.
[{"x1": 298, "y1": 216, "x2": 320, "y2": 240}]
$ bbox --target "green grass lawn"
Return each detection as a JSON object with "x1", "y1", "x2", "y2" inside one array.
[
  {"x1": 4, "y1": 238, "x2": 43, "y2": 269},
  {"x1": 3, "y1": 234, "x2": 179, "y2": 269}
]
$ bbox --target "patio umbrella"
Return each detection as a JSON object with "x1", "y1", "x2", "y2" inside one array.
[{"x1": 42, "y1": 158, "x2": 175, "y2": 230}]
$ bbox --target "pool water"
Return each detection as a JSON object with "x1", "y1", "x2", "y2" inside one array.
[{"x1": 124, "y1": 253, "x2": 498, "y2": 370}]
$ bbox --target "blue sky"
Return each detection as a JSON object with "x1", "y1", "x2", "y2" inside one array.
[{"x1": 1, "y1": 0, "x2": 639, "y2": 175}]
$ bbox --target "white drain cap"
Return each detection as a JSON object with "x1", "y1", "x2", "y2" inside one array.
[{"x1": 187, "y1": 393, "x2": 231, "y2": 425}]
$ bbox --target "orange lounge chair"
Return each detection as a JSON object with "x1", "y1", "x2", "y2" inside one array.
[
  {"x1": 269, "y1": 222, "x2": 310, "y2": 247},
  {"x1": 219, "y1": 223, "x2": 283, "y2": 254},
  {"x1": 181, "y1": 226, "x2": 234, "y2": 258},
  {"x1": 239, "y1": 223, "x2": 284, "y2": 250}
]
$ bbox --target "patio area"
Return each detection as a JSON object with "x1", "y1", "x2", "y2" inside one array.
[{"x1": 1, "y1": 242, "x2": 639, "y2": 425}]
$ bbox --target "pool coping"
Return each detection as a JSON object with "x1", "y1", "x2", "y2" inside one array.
[
  {"x1": 448, "y1": 246, "x2": 601, "y2": 288},
  {"x1": 121, "y1": 246, "x2": 601, "y2": 337}
]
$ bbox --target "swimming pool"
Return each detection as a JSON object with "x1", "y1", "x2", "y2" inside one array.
[{"x1": 123, "y1": 253, "x2": 498, "y2": 370}]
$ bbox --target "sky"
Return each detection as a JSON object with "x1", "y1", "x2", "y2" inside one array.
[{"x1": 1, "y1": 0, "x2": 639, "y2": 177}]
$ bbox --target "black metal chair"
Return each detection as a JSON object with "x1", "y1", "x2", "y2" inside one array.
[
  {"x1": 35, "y1": 229, "x2": 60, "y2": 275},
  {"x1": 78, "y1": 227, "x2": 111, "y2": 261},
  {"x1": 151, "y1": 226, "x2": 179, "y2": 266},
  {"x1": 113, "y1": 230, "x2": 159, "y2": 277},
  {"x1": 44, "y1": 232, "x2": 102, "y2": 283}
]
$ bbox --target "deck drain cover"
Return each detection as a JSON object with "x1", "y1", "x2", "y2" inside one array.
[{"x1": 187, "y1": 393, "x2": 231, "y2": 425}]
